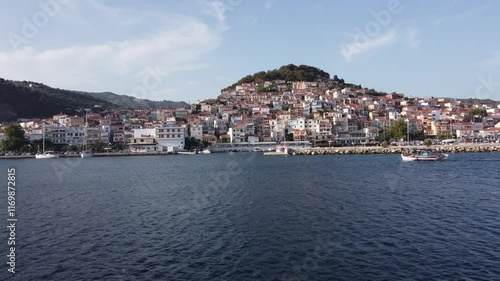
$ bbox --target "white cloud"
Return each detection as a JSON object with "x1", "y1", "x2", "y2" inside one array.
[
  {"x1": 202, "y1": 0, "x2": 239, "y2": 31},
  {"x1": 0, "y1": 1, "x2": 230, "y2": 101},
  {"x1": 406, "y1": 27, "x2": 421, "y2": 48},
  {"x1": 340, "y1": 31, "x2": 397, "y2": 62},
  {"x1": 208, "y1": 1, "x2": 227, "y2": 23},
  {"x1": 0, "y1": 21, "x2": 221, "y2": 100},
  {"x1": 431, "y1": 6, "x2": 487, "y2": 26},
  {"x1": 265, "y1": 0, "x2": 276, "y2": 11}
]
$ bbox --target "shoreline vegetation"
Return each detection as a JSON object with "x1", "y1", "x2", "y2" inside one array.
[{"x1": 1, "y1": 143, "x2": 499, "y2": 159}]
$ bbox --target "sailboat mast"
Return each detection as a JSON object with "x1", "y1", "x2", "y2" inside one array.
[
  {"x1": 84, "y1": 113, "x2": 87, "y2": 151},
  {"x1": 42, "y1": 122, "x2": 45, "y2": 153}
]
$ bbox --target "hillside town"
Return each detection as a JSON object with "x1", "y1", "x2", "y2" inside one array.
[{"x1": 1, "y1": 79, "x2": 500, "y2": 153}]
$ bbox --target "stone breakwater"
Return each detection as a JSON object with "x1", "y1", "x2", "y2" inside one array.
[{"x1": 292, "y1": 144, "x2": 500, "y2": 156}]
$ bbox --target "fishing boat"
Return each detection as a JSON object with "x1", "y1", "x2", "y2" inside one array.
[
  {"x1": 400, "y1": 119, "x2": 448, "y2": 161},
  {"x1": 401, "y1": 151, "x2": 448, "y2": 161}
]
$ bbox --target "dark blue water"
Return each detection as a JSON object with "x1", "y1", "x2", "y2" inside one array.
[{"x1": 1, "y1": 152, "x2": 500, "y2": 280}]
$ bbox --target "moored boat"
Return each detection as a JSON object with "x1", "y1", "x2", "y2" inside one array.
[
  {"x1": 401, "y1": 151, "x2": 448, "y2": 161},
  {"x1": 36, "y1": 122, "x2": 60, "y2": 159},
  {"x1": 264, "y1": 144, "x2": 289, "y2": 156},
  {"x1": 200, "y1": 149, "x2": 211, "y2": 154},
  {"x1": 177, "y1": 151, "x2": 196, "y2": 155},
  {"x1": 35, "y1": 151, "x2": 59, "y2": 159},
  {"x1": 81, "y1": 150, "x2": 94, "y2": 158}
]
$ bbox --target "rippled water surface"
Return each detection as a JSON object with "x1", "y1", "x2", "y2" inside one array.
[{"x1": 1, "y1": 152, "x2": 500, "y2": 280}]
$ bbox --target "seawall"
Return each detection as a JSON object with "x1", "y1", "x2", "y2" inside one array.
[{"x1": 292, "y1": 144, "x2": 500, "y2": 156}]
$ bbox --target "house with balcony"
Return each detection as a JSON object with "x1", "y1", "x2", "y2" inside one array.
[
  {"x1": 453, "y1": 122, "x2": 474, "y2": 139},
  {"x1": 129, "y1": 133, "x2": 159, "y2": 152}
]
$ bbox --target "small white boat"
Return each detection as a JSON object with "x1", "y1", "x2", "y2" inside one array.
[
  {"x1": 177, "y1": 151, "x2": 196, "y2": 155},
  {"x1": 80, "y1": 150, "x2": 94, "y2": 158},
  {"x1": 35, "y1": 151, "x2": 59, "y2": 159},
  {"x1": 264, "y1": 144, "x2": 289, "y2": 156},
  {"x1": 200, "y1": 149, "x2": 211, "y2": 154},
  {"x1": 401, "y1": 151, "x2": 448, "y2": 161}
]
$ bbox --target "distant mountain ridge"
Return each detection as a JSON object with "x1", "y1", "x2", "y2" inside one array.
[
  {"x1": 84, "y1": 92, "x2": 189, "y2": 109},
  {"x1": 0, "y1": 78, "x2": 189, "y2": 122}
]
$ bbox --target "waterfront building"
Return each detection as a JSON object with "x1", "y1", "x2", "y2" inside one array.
[
  {"x1": 190, "y1": 124, "x2": 203, "y2": 140},
  {"x1": 132, "y1": 123, "x2": 186, "y2": 152},
  {"x1": 65, "y1": 126, "x2": 84, "y2": 146},
  {"x1": 84, "y1": 127, "x2": 101, "y2": 146}
]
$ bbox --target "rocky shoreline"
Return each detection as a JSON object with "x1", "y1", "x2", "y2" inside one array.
[{"x1": 292, "y1": 144, "x2": 500, "y2": 156}]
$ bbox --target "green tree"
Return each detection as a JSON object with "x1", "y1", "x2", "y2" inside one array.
[
  {"x1": 411, "y1": 130, "x2": 426, "y2": 141},
  {"x1": 90, "y1": 141, "x2": 105, "y2": 152},
  {"x1": 31, "y1": 138, "x2": 55, "y2": 152},
  {"x1": 184, "y1": 137, "x2": 201, "y2": 150},
  {"x1": 285, "y1": 133, "x2": 294, "y2": 141},
  {"x1": 0, "y1": 125, "x2": 27, "y2": 151},
  {"x1": 375, "y1": 120, "x2": 407, "y2": 142},
  {"x1": 467, "y1": 108, "x2": 488, "y2": 122},
  {"x1": 423, "y1": 139, "x2": 432, "y2": 147},
  {"x1": 437, "y1": 133, "x2": 453, "y2": 141}
]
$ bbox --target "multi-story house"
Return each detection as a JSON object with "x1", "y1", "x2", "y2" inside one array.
[
  {"x1": 132, "y1": 124, "x2": 186, "y2": 152},
  {"x1": 190, "y1": 125, "x2": 203, "y2": 140},
  {"x1": 85, "y1": 127, "x2": 101, "y2": 146},
  {"x1": 100, "y1": 125, "x2": 111, "y2": 144},
  {"x1": 228, "y1": 123, "x2": 246, "y2": 143},
  {"x1": 65, "y1": 127, "x2": 84, "y2": 146},
  {"x1": 431, "y1": 120, "x2": 452, "y2": 136}
]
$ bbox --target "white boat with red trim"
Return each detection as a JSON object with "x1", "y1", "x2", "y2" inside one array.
[{"x1": 401, "y1": 151, "x2": 448, "y2": 161}]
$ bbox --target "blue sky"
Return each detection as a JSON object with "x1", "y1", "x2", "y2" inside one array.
[{"x1": 1, "y1": 0, "x2": 499, "y2": 102}]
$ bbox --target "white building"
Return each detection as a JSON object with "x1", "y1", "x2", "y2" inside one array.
[
  {"x1": 228, "y1": 126, "x2": 245, "y2": 143},
  {"x1": 100, "y1": 125, "x2": 111, "y2": 144},
  {"x1": 65, "y1": 127, "x2": 84, "y2": 146},
  {"x1": 190, "y1": 125, "x2": 203, "y2": 140},
  {"x1": 431, "y1": 110, "x2": 441, "y2": 121},
  {"x1": 45, "y1": 124, "x2": 67, "y2": 144},
  {"x1": 288, "y1": 117, "x2": 306, "y2": 131},
  {"x1": 132, "y1": 124, "x2": 186, "y2": 152}
]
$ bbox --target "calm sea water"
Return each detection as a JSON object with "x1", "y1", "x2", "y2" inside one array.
[{"x1": 1, "y1": 152, "x2": 500, "y2": 280}]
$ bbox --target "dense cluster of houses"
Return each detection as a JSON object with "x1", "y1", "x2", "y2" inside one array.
[{"x1": 1, "y1": 79, "x2": 500, "y2": 152}]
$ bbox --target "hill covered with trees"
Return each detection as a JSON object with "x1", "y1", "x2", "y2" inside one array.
[
  {"x1": 224, "y1": 63, "x2": 369, "y2": 93},
  {"x1": 0, "y1": 79, "x2": 116, "y2": 121},
  {"x1": 0, "y1": 78, "x2": 190, "y2": 122},
  {"x1": 84, "y1": 91, "x2": 189, "y2": 110},
  {"x1": 225, "y1": 64, "x2": 331, "y2": 89}
]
